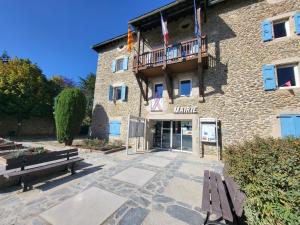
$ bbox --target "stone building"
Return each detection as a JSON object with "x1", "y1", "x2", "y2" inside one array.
[{"x1": 91, "y1": 0, "x2": 300, "y2": 158}]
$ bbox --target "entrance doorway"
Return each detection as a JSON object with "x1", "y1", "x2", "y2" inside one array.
[{"x1": 153, "y1": 120, "x2": 192, "y2": 152}]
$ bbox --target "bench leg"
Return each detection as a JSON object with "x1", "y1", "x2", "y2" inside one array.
[
  {"x1": 69, "y1": 163, "x2": 76, "y2": 175},
  {"x1": 20, "y1": 176, "x2": 29, "y2": 192}
]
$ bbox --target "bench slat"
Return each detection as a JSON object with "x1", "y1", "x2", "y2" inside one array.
[
  {"x1": 210, "y1": 171, "x2": 222, "y2": 218},
  {"x1": 215, "y1": 173, "x2": 233, "y2": 222},
  {"x1": 6, "y1": 149, "x2": 79, "y2": 170},
  {"x1": 201, "y1": 170, "x2": 211, "y2": 212},
  {"x1": 224, "y1": 175, "x2": 246, "y2": 217},
  {"x1": 4, "y1": 157, "x2": 83, "y2": 178}
]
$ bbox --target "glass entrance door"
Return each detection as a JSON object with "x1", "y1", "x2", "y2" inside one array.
[
  {"x1": 162, "y1": 121, "x2": 171, "y2": 149},
  {"x1": 153, "y1": 120, "x2": 192, "y2": 152}
]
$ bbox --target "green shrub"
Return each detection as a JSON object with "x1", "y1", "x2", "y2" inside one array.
[
  {"x1": 224, "y1": 137, "x2": 300, "y2": 225},
  {"x1": 54, "y1": 88, "x2": 86, "y2": 145},
  {"x1": 82, "y1": 138, "x2": 106, "y2": 148}
]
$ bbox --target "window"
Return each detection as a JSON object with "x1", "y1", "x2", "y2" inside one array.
[
  {"x1": 180, "y1": 80, "x2": 192, "y2": 96},
  {"x1": 114, "y1": 86, "x2": 122, "y2": 100},
  {"x1": 109, "y1": 121, "x2": 121, "y2": 136},
  {"x1": 108, "y1": 85, "x2": 127, "y2": 101},
  {"x1": 277, "y1": 65, "x2": 299, "y2": 88},
  {"x1": 112, "y1": 57, "x2": 129, "y2": 73},
  {"x1": 273, "y1": 20, "x2": 290, "y2": 38},
  {"x1": 262, "y1": 64, "x2": 299, "y2": 91},
  {"x1": 116, "y1": 58, "x2": 124, "y2": 71},
  {"x1": 154, "y1": 83, "x2": 163, "y2": 98},
  {"x1": 279, "y1": 115, "x2": 300, "y2": 138}
]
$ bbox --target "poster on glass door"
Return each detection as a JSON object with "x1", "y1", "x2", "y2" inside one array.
[{"x1": 201, "y1": 123, "x2": 216, "y2": 143}]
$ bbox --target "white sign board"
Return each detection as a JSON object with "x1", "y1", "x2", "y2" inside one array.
[{"x1": 201, "y1": 123, "x2": 216, "y2": 143}]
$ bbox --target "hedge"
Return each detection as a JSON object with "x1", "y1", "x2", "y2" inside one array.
[
  {"x1": 224, "y1": 137, "x2": 300, "y2": 225},
  {"x1": 54, "y1": 88, "x2": 86, "y2": 145}
]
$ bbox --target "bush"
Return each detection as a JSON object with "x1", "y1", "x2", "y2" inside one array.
[
  {"x1": 224, "y1": 137, "x2": 300, "y2": 225},
  {"x1": 54, "y1": 88, "x2": 86, "y2": 145}
]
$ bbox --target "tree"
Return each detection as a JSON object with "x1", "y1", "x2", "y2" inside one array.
[
  {"x1": 79, "y1": 73, "x2": 96, "y2": 118},
  {"x1": 0, "y1": 57, "x2": 55, "y2": 135},
  {"x1": 54, "y1": 88, "x2": 86, "y2": 145},
  {"x1": 49, "y1": 75, "x2": 75, "y2": 95}
]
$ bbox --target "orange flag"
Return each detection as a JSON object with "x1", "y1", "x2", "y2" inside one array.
[{"x1": 127, "y1": 26, "x2": 134, "y2": 53}]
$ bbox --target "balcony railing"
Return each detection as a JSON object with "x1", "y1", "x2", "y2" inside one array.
[{"x1": 133, "y1": 36, "x2": 207, "y2": 70}]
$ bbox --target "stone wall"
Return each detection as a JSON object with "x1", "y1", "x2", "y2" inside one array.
[
  {"x1": 0, "y1": 116, "x2": 55, "y2": 137},
  {"x1": 91, "y1": 0, "x2": 300, "y2": 155}
]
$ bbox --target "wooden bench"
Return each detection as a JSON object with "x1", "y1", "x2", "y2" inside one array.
[
  {"x1": 201, "y1": 170, "x2": 246, "y2": 225},
  {"x1": 3, "y1": 148, "x2": 83, "y2": 192}
]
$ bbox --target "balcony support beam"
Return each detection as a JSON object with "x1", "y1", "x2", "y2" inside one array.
[
  {"x1": 197, "y1": 65, "x2": 205, "y2": 103},
  {"x1": 163, "y1": 68, "x2": 174, "y2": 104},
  {"x1": 135, "y1": 73, "x2": 148, "y2": 103}
]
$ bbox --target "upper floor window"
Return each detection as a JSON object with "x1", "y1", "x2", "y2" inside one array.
[
  {"x1": 261, "y1": 12, "x2": 300, "y2": 42},
  {"x1": 273, "y1": 20, "x2": 290, "y2": 38},
  {"x1": 180, "y1": 80, "x2": 192, "y2": 96},
  {"x1": 154, "y1": 83, "x2": 163, "y2": 98},
  {"x1": 277, "y1": 64, "x2": 299, "y2": 88},
  {"x1": 112, "y1": 57, "x2": 129, "y2": 73},
  {"x1": 262, "y1": 63, "x2": 299, "y2": 91},
  {"x1": 108, "y1": 85, "x2": 127, "y2": 102}
]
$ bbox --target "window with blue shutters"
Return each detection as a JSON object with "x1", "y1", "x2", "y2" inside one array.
[
  {"x1": 108, "y1": 85, "x2": 127, "y2": 102},
  {"x1": 109, "y1": 121, "x2": 121, "y2": 136},
  {"x1": 180, "y1": 80, "x2": 192, "y2": 96},
  {"x1": 123, "y1": 57, "x2": 129, "y2": 70},
  {"x1": 154, "y1": 83, "x2": 163, "y2": 98},
  {"x1": 262, "y1": 64, "x2": 277, "y2": 91},
  {"x1": 261, "y1": 20, "x2": 273, "y2": 42},
  {"x1": 280, "y1": 115, "x2": 300, "y2": 138},
  {"x1": 294, "y1": 12, "x2": 300, "y2": 35}
]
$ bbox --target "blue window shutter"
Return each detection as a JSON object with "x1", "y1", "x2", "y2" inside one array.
[
  {"x1": 121, "y1": 85, "x2": 127, "y2": 101},
  {"x1": 261, "y1": 20, "x2": 273, "y2": 42},
  {"x1": 294, "y1": 12, "x2": 300, "y2": 35},
  {"x1": 109, "y1": 121, "x2": 121, "y2": 136},
  {"x1": 112, "y1": 60, "x2": 116, "y2": 73},
  {"x1": 293, "y1": 116, "x2": 300, "y2": 137},
  {"x1": 262, "y1": 64, "x2": 277, "y2": 91},
  {"x1": 108, "y1": 85, "x2": 113, "y2": 101},
  {"x1": 123, "y1": 57, "x2": 129, "y2": 70},
  {"x1": 280, "y1": 115, "x2": 294, "y2": 137},
  {"x1": 172, "y1": 47, "x2": 178, "y2": 58}
]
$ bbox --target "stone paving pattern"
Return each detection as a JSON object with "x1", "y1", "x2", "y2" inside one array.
[{"x1": 0, "y1": 150, "x2": 223, "y2": 225}]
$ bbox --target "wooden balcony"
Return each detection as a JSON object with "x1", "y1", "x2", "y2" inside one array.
[{"x1": 133, "y1": 36, "x2": 208, "y2": 77}]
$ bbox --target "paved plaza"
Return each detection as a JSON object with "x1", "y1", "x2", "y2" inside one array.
[{"x1": 0, "y1": 149, "x2": 223, "y2": 225}]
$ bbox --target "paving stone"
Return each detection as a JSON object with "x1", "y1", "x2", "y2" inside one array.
[
  {"x1": 142, "y1": 211, "x2": 188, "y2": 225},
  {"x1": 118, "y1": 207, "x2": 149, "y2": 225},
  {"x1": 166, "y1": 205, "x2": 204, "y2": 225},
  {"x1": 153, "y1": 195, "x2": 174, "y2": 203},
  {"x1": 131, "y1": 195, "x2": 151, "y2": 208},
  {"x1": 115, "y1": 204, "x2": 129, "y2": 219}
]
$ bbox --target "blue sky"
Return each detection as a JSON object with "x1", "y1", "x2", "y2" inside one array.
[{"x1": 0, "y1": 0, "x2": 173, "y2": 82}]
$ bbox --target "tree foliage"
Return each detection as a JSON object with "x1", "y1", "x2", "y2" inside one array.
[
  {"x1": 224, "y1": 137, "x2": 300, "y2": 225},
  {"x1": 54, "y1": 88, "x2": 86, "y2": 145},
  {"x1": 0, "y1": 57, "x2": 55, "y2": 122},
  {"x1": 79, "y1": 73, "x2": 96, "y2": 127}
]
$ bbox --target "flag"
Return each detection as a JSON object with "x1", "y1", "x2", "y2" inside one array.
[
  {"x1": 194, "y1": 0, "x2": 201, "y2": 46},
  {"x1": 284, "y1": 80, "x2": 292, "y2": 87},
  {"x1": 160, "y1": 12, "x2": 169, "y2": 46},
  {"x1": 127, "y1": 25, "x2": 134, "y2": 53}
]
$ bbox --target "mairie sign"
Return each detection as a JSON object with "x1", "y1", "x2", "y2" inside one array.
[{"x1": 174, "y1": 106, "x2": 198, "y2": 114}]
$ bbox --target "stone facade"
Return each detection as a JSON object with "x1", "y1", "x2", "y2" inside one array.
[{"x1": 92, "y1": 0, "x2": 300, "y2": 157}]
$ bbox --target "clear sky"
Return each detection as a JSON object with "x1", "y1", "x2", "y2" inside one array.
[{"x1": 0, "y1": 0, "x2": 173, "y2": 83}]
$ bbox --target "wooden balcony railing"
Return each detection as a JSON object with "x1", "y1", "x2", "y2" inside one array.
[{"x1": 133, "y1": 36, "x2": 207, "y2": 70}]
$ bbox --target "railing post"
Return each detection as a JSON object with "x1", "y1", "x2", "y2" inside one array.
[{"x1": 137, "y1": 30, "x2": 141, "y2": 69}]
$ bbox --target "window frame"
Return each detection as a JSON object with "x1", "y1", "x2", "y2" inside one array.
[
  {"x1": 179, "y1": 79, "x2": 192, "y2": 97},
  {"x1": 276, "y1": 64, "x2": 300, "y2": 90},
  {"x1": 153, "y1": 83, "x2": 164, "y2": 99},
  {"x1": 273, "y1": 19, "x2": 291, "y2": 39},
  {"x1": 115, "y1": 58, "x2": 125, "y2": 72}
]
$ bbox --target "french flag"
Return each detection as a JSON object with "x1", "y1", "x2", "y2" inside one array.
[{"x1": 160, "y1": 12, "x2": 169, "y2": 46}]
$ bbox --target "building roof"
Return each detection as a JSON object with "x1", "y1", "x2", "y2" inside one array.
[{"x1": 92, "y1": 0, "x2": 225, "y2": 51}]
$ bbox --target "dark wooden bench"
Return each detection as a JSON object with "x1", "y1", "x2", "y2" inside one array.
[
  {"x1": 3, "y1": 148, "x2": 83, "y2": 192},
  {"x1": 201, "y1": 170, "x2": 246, "y2": 225},
  {"x1": 0, "y1": 143, "x2": 22, "y2": 150}
]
